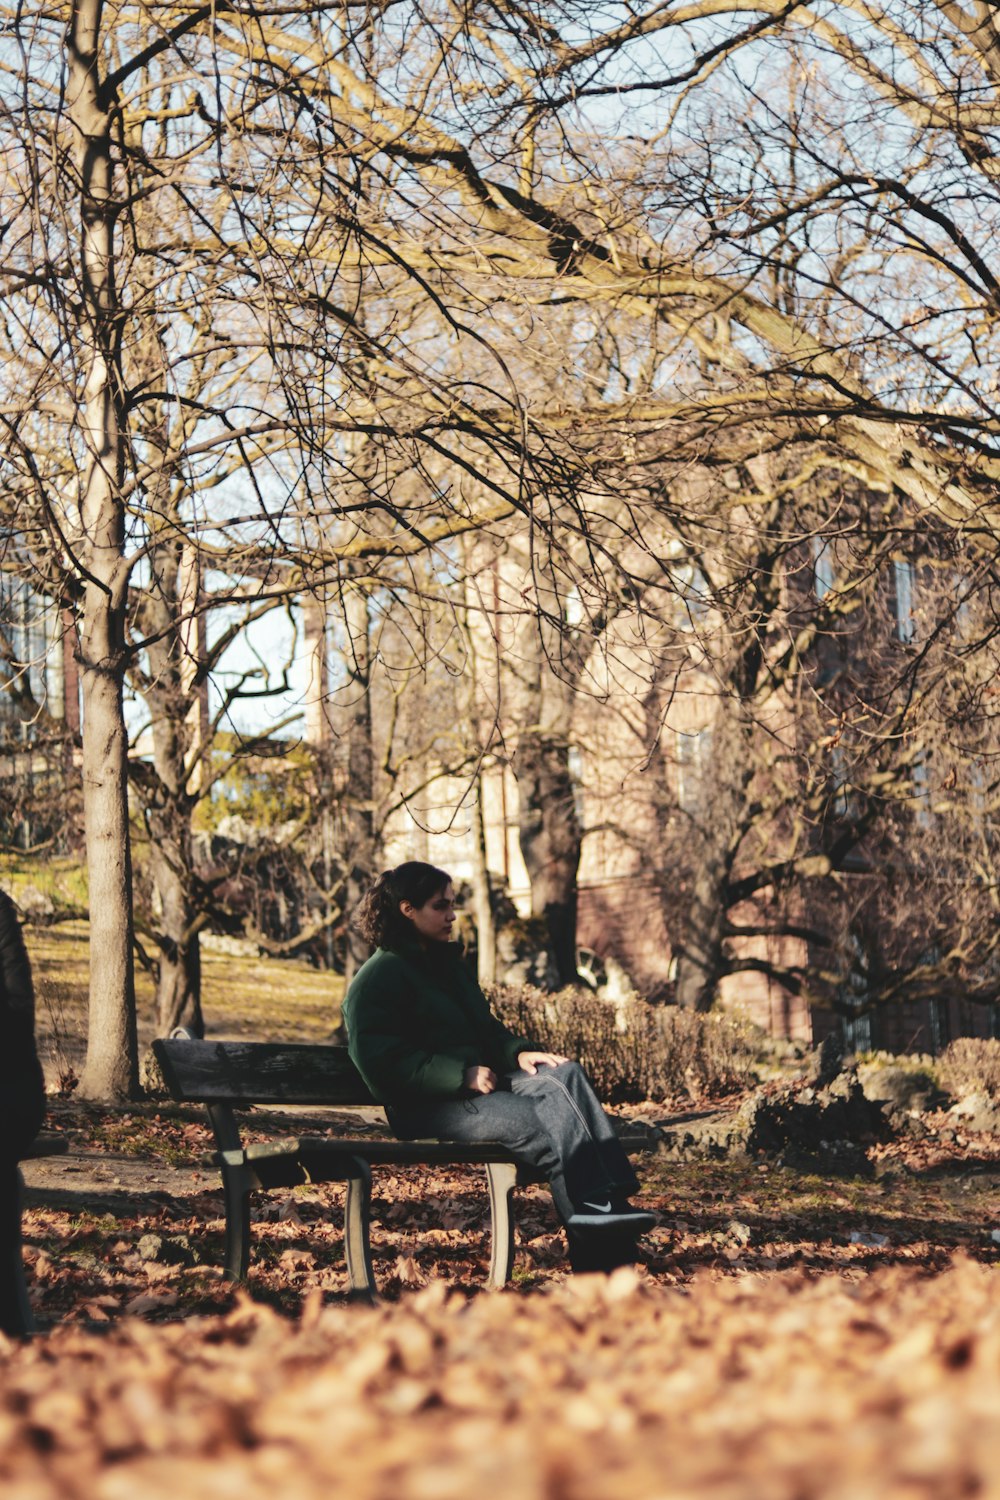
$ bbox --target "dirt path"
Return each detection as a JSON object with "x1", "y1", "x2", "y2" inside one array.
[{"x1": 20, "y1": 1149, "x2": 222, "y2": 1217}]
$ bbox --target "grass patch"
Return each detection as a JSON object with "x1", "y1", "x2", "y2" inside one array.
[
  {"x1": 0, "y1": 853, "x2": 89, "y2": 912},
  {"x1": 640, "y1": 1150, "x2": 1000, "y2": 1256},
  {"x1": 25, "y1": 915, "x2": 344, "y2": 1084},
  {"x1": 65, "y1": 1212, "x2": 122, "y2": 1241}
]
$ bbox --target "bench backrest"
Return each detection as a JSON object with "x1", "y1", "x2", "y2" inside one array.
[{"x1": 153, "y1": 1036, "x2": 377, "y2": 1107}]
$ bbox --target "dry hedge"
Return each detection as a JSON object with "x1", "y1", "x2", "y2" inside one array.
[
  {"x1": 485, "y1": 982, "x2": 756, "y2": 1103},
  {"x1": 938, "y1": 1037, "x2": 1000, "y2": 1102}
]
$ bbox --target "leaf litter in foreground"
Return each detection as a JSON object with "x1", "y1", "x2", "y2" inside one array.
[{"x1": 2, "y1": 1258, "x2": 1000, "y2": 1499}]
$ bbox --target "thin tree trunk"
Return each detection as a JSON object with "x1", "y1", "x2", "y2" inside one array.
[
  {"x1": 471, "y1": 772, "x2": 497, "y2": 984},
  {"x1": 70, "y1": 0, "x2": 139, "y2": 1099},
  {"x1": 141, "y1": 537, "x2": 206, "y2": 1038},
  {"x1": 78, "y1": 648, "x2": 139, "y2": 1095},
  {"x1": 150, "y1": 836, "x2": 204, "y2": 1035},
  {"x1": 341, "y1": 582, "x2": 374, "y2": 983},
  {"x1": 513, "y1": 731, "x2": 581, "y2": 986},
  {"x1": 461, "y1": 549, "x2": 498, "y2": 985}
]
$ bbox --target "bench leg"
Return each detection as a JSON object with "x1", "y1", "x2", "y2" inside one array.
[
  {"x1": 343, "y1": 1157, "x2": 376, "y2": 1301},
  {"x1": 221, "y1": 1163, "x2": 257, "y2": 1282},
  {"x1": 485, "y1": 1161, "x2": 518, "y2": 1290},
  {"x1": 1, "y1": 1166, "x2": 35, "y2": 1338}
]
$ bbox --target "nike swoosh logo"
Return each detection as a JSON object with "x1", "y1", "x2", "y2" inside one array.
[{"x1": 582, "y1": 1201, "x2": 613, "y2": 1214}]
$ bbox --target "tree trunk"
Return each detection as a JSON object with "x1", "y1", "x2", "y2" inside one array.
[
  {"x1": 155, "y1": 944, "x2": 204, "y2": 1037},
  {"x1": 513, "y1": 731, "x2": 581, "y2": 986},
  {"x1": 140, "y1": 532, "x2": 206, "y2": 1037},
  {"x1": 78, "y1": 643, "x2": 140, "y2": 1095},
  {"x1": 148, "y1": 828, "x2": 205, "y2": 1035},
  {"x1": 71, "y1": 0, "x2": 139, "y2": 1099},
  {"x1": 673, "y1": 853, "x2": 729, "y2": 1011},
  {"x1": 670, "y1": 705, "x2": 754, "y2": 1013},
  {"x1": 461, "y1": 552, "x2": 498, "y2": 985}
]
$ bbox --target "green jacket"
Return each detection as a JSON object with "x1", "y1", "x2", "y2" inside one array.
[{"x1": 343, "y1": 942, "x2": 537, "y2": 1106}]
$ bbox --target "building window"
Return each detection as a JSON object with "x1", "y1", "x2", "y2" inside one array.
[
  {"x1": 911, "y1": 753, "x2": 933, "y2": 828},
  {"x1": 813, "y1": 536, "x2": 836, "y2": 599},
  {"x1": 928, "y1": 996, "x2": 950, "y2": 1055},
  {"x1": 567, "y1": 745, "x2": 585, "y2": 819},
  {"x1": 842, "y1": 1007, "x2": 873, "y2": 1055},
  {"x1": 893, "y1": 560, "x2": 916, "y2": 643},
  {"x1": 676, "y1": 727, "x2": 712, "y2": 812},
  {"x1": 838, "y1": 932, "x2": 877, "y2": 1053},
  {"x1": 0, "y1": 571, "x2": 52, "y2": 722},
  {"x1": 829, "y1": 745, "x2": 869, "y2": 823},
  {"x1": 830, "y1": 745, "x2": 851, "y2": 819},
  {"x1": 670, "y1": 564, "x2": 711, "y2": 630}
]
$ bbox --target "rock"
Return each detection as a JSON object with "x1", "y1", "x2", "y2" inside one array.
[
  {"x1": 894, "y1": 1113, "x2": 930, "y2": 1139},
  {"x1": 744, "y1": 1066, "x2": 893, "y2": 1179},
  {"x1": 139, "y1": 1046, "x2": 168, "y2": 1097},
  {"x1": 611, "y1": 1117, "x2": 662, "y2": 1150},
  {"x1": 138, "y1": 1232, "x2": 200, "y2": 1267},
  {"x1": 655, "y1": 1108, "x2": 748, "y2": 1159},
  {"x1": 948, "y1": 1092, "x2": 1000, "y2": 1134},
  {"x1": 858, "y1": 1062, "x2": 947, "y2": 1114},
  {"x1": 11, "y1": 883, "x2": 55, "y2": 921},
  {"x1": 71, "y1": 1252, "x2": 103, "y2": 1272},
  {"x1": 808, "y1": 1032, "x2": 845, "y2": 1088},
  {"x1": 201, "y1": 932, "x2": 261, "y2": 957},
  {"x1": 492, "y1": 905, "x2": 563, "y2": 990},
  {"x1": 655, "y1": 1063, "x2": 895, "y2": 1175}
]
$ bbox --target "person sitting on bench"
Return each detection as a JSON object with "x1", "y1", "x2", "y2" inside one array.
[{"x1": 343, "y1": 862, "x2": 655, "y2": 1265}]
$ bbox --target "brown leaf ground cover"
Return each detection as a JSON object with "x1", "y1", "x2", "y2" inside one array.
[
  {"x1": 12, "y1": 1101, "x2": 1000, "y2": 1498},
  {"x1": 6, "y1": 1257, "x2": 1000, "y2": 1499},
  {"x1": 18, "y1": 1102, "x2": 1000, "y2": 1320},
  {"x1": 9, "y1": 919, "x2": 1000, "y2": 1496}
]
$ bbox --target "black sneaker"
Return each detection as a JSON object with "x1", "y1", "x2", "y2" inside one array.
[{"x1": 566, "y1": 1197, "x2": 657, "y2": 1232}]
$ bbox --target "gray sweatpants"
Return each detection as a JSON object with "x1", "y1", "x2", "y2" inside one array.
[{"x1": 386, "y1": 1060, "x2": 639, "y2": 1225}]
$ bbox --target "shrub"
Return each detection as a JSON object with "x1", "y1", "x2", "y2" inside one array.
[
  {"x1": 937, "y1": 1037, "x2": 1000, "y2": 1102},
  {"x1": 485, "y1": 982, "x2": 757, "y2": 1103}
]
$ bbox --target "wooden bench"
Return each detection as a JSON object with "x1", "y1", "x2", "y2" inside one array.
[
  {"x1": 2, "y1": 1134, "x2": 69, "y2": 1336},
  {"x1": 153, "y1": 1032, "x2": 542, "y2": 1297}
]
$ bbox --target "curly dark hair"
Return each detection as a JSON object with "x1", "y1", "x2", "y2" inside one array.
[{"x1": 354, "y1": 862, "x2": 452, "y2": 951}]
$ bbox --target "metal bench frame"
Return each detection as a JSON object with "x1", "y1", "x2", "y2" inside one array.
[{"x1": 153, "y1": 1032, "x2": 527, "y2": 1297}]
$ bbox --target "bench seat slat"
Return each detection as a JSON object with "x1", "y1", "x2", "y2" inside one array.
[
  {"x1": 207, "y1": 1138, "x2": 542, "y2": 1195},
  {"x1": 216, "y1": 1134, "x2": 647, "y2": 1167},
  {"x1": 242, "y1": 1137, "x2": 520, "y2": 1166},
  {"x1": 218, "y1": 1147, "x2": 371, "y2": 1194}
]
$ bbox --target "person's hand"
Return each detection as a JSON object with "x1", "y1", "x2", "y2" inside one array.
[
  {"x1": 464, "y1": 1064, "x2": 499, "y2": 1094},
  {"x1": 516, "y1": 1050, "x2": 569, "y2": 1074}
]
